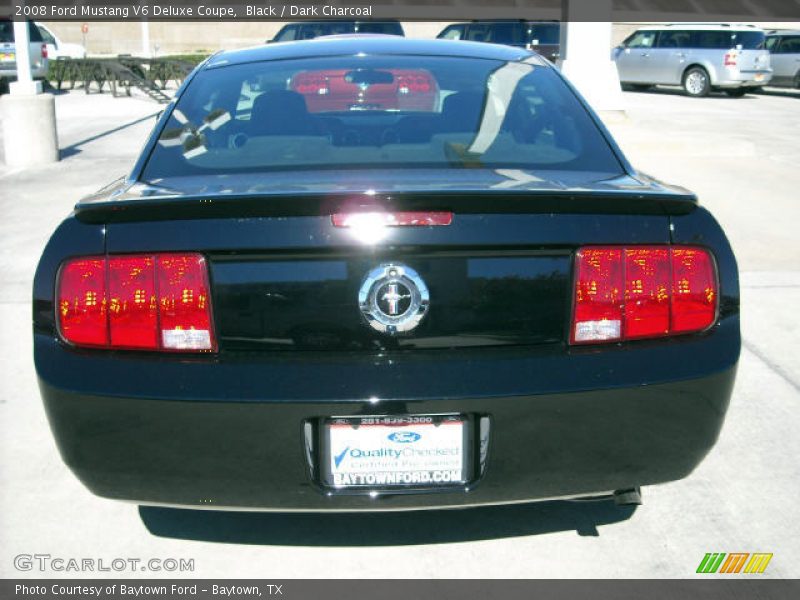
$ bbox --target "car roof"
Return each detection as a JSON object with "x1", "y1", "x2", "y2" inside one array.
[
  {"x1": 634, "y1": 23, "x2": 764, "y2": 32},
  {"x1": 766, "y1": 30, "x2": 800, "y2": 36},
  {"x1": 205, "y1": 36, "x2": 539, "y2": 69}
]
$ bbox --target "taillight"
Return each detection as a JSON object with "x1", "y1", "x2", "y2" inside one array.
[
  {"x1": 108, "y1": 255, "x2": 157, "y2": 349},
  {"x1": 157, "y1": 254, "x2": 214, "y2": 351},
  {"x1": 570, "y1": 246, "x2": 717, "y2": 345},
  {"x1": 58, "y1": 258, "x2": 107, "y2": 347},
  {"x1": 291, "y1": 72, "x2": 329, "y2": 95},
  {"x1": 670, "y1": 247, "x2": 717, "y2": 334},
  {"x1": 396, "y1": 74, "x2": 433, "y2": 94},
  {"x1": 624, "y1": 247, "x2": 670, "y2": 339},
  {"x1": 572, "y1": 247, "x2": 624, "y2": 343},
  {"x1": 41, "y1": 43, "x2": 48, "y2": 60},
  {"x1": 57, "y1": 253, "x2": 216, "y2": 352},
  {"x1": 724, "y1": 51, "x2": 738, "y2": 66}
]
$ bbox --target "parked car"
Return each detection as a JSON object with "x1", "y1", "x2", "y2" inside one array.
[
  {"x1": 0, "y1": 19, "x2": 48, "y2": 84},
  {"x1": 270, "y1": 21, "x2": 404, "y2": 43},
  {"x1": 35, "y1": 22, "x2": 87, "y2": 59},
  {"x1": 613, "y1": 24, "x2": 771, "y2": 97},
  {"x1": 765, "y1": 30, "x2": 800, "y2": 88},
  {"x1": 289, "y1": 67, "x2": 438, "y2": 112},
  {"x1": 35, "y1": 37, "x2": 739, "y2": 512},
  {"x1": 437, "y1": 21, "x2": 561, "y2": 62}
]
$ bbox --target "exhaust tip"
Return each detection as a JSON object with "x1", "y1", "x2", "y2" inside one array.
[{"x1": 613, "y1": 487, "x2": 643, "y2": 506}]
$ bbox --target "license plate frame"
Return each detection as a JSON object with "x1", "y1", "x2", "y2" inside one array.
[{"x1": 320, "y1": 414, "x2": 473, "y2": 491}]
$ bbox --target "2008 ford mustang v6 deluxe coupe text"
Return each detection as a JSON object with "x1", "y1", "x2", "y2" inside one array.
[{"x1": 34, "y1": 36, "x2": 739, "y2": 511}]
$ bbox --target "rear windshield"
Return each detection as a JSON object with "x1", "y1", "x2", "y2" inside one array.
[
  {"x1": 142, "y1": 55, "x2": 623, "y2": 179},
  {"x1": 729, "y1": 31, "x2": 765, "y2": 49}
]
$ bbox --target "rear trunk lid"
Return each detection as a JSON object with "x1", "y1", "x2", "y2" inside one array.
[
  {"x1": 77, "y1": 170, "x2": 696, "y2": 353},
  {"x1": 735, "y1": 48, "x2": 771, "y2": 72},
  {"x1": 728, "y1": 30, "x2": 771, "y2": 73}
]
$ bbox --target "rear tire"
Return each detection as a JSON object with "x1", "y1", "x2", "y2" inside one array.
[{"x1": 683, "y1": 66, "x2": 711, "y2": 97}]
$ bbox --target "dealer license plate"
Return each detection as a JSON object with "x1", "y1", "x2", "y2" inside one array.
[
  {"x1": 754, "y1": 73, "x2": 765, "y2": 82},
  {"x1": 0, "y1": 53, "x2": 15, "y2": 62},
  {"x1": 323, "y1": 415, "x2": 469, "y2": 489}
]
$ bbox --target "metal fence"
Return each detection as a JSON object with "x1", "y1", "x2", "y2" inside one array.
[{"x1": 48, "y1": 56, "x2": 208, "y2": 103}]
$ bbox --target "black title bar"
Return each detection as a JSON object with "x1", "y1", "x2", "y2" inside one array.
[{"x1": 4, "y1": 0, "x2": 800, "y2": 21}]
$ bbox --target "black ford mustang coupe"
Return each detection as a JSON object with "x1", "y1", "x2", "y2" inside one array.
[{"x1": 34, "y1": 37, "x2": 739, "y2": 511}]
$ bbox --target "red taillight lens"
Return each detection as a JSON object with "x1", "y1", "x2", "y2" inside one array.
[
  {"x1": 671, "y1": 247, "x2": 717, "y2": 334},
  {"x1": 624, "y1": 247, "x2": 670, "y2": 339},
  {"x1": 58, "y1": 258, "x2": 108, "y2": 347},
  {"x1": 571, "y1": 246, "x2": 717, "y2": 345},
  {"x1": 291, "y1": 72, "x2": 329, "y2": 95},
  {"x1": 41, "y1": 43, "x2": 48, "y2": 60},
  {"x1": 332, "y1": 211, "x2": 453, "y2": 227},
  {"x1": 157, "y1": 254, "x2": 214, "y2": 351},
  {"x1": 724, "y1": 51, "x2": 738, "y2": 66},
  {"x1": 57, "y1": 253, "x2": 216, "y2": 352},
  {"x1": 396, "y1": 74, "x2": 433, "y2": 93},
  {"x1": 108, "y1": 256, "x2": 157, "y2": 349},
  {"x1": 571, "y1": 248, "x2": 624, "y2": 344}
]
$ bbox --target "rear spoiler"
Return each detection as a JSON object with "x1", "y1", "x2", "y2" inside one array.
[{"x1": 74, "y1": 189, "x2": 698, "y2": 224}]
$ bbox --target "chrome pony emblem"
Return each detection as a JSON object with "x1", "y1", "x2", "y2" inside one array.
[{"x1": 358, "y1": 264, "x2": 429, "y2": 334}]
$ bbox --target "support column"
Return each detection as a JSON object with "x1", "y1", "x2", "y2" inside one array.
[
  {"x1": 141, "y1": 20, "x2": 151, "y2": 57},
  {"x1": 10, "y1": 20, "x2": 40, "y2": 95},
  {"x1": 558, "y1": 0, "x2": 625, "y2": 114}
]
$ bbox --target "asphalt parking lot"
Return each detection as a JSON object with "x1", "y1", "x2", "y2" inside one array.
[{"x1": 0, "y1": 86, "x2": 798, "y2": 578}]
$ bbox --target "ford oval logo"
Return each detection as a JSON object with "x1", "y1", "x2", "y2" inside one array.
[{"x1": 388, "y1": 431, "x2": 421, "y2": 444}]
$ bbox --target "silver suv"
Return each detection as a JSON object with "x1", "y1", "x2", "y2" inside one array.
[
  {"x1": 765, "y1": 30, "x2": 800, "y2": 88},
  {"x1": 0, "y1": 20, "x2": 49, "y2": 86},
  {"x1": 613, "y1": 24, "x2": 772, "y2": 97}
]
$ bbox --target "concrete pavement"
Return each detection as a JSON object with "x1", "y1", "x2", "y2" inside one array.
[{"x1": 0, "y1": 87, "x2": 798, "y2": 578}]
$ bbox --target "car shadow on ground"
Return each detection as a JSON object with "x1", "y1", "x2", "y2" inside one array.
[
  {"x1": 138, "y1": 499, "x2": 637, "y2": 546},
  {"x1": 754, "y1": 87, "x2": 800, "y2": 99},
  {"x1": 623, "y1": 86, "x2": 760, "y2": 99}
]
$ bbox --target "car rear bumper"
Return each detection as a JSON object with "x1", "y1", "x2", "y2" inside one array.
[
  {"x1": 0, "y1": 65, "x2": 49, "y2": 79},
  {"x1": 36, "y1": 319, "x2": 739, "y2": 512},
  {"x1": 716, "y1": 69, "x2": 773, "y2": 87}
]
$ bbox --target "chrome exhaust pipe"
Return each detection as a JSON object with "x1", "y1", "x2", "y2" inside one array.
[{"x1": 613, "y1": 487, "x2": 642, "y2": 506}]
